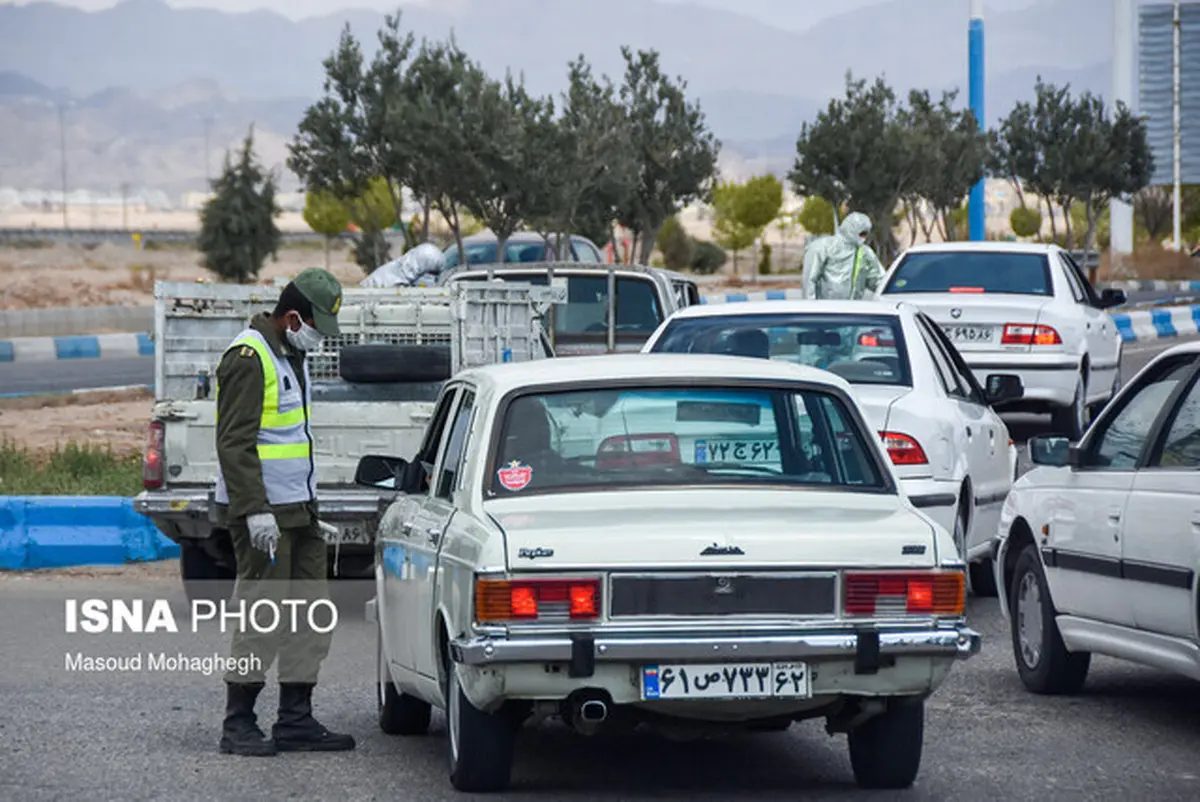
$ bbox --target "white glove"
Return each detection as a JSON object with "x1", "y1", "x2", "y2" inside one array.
[
  {"x1": 318, "y1": 520, "x2": 339, "y2": 538},
  {"x1": 247, "y1": 512, "x2": 280, "y2": 559}
]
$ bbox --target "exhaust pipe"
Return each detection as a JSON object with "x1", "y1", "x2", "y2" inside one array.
[{"x1": 564, "y1": 691, "x2": 610, "y2": 735}]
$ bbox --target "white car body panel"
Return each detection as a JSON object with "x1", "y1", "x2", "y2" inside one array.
[
  {"x1": 995, "y1": 340, "x2": 1200, "y2": 683},
  {"x1": 641, "y1": 300, "x2": 1015, "y2": 567}
]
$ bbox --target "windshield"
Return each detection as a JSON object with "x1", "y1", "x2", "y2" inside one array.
[
  {"x1": 649, "y1": 314, "x2": 911, "y2": 387},
  {"x1": 487, "y1": 385, "x2": 889, "y2": 497},
  {"x1": 884, "y1": 251, "x2": 1052, "y2": 296},
  {"x1": 443, "y1": 242, "x2": 549, "y2": 267}
]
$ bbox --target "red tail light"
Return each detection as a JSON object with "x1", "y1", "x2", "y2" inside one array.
[
  {"x1": 142, "y1": 420, "x2": 165, "y2": 489},
  {"x1": 475, "y1": 577, "x2": 601, "y2": 622},
  {"x1": 858, "y1": 329, "x2": 895, "y2": 348},
  {"x1": 948, "y1": 286, "x2": 985, "y2": 293},
  {"x1": 596, "y1": 433, "x2": 680, "y2": 469},
  {"x1": 1002, "y1": 323, "x2": 1061, "y2": 345},
  {"x1": 879, "y1": 431, "x2": 928, "y2": 465},
  {"x1": 844, "y1": 571, "x2": 965, "y2": 617}
]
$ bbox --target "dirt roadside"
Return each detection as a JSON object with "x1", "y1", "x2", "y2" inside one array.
[{"x1": 0, "y1": 389, "x2": 151, "y2": 455}]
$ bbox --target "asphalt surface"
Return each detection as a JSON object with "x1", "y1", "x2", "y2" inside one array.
[
  {"x1": 1, "y1": 334, "x2": 1198, "y2": 800},
  {"x1": 0, "y1": 356, "x2": 151, "y2": 395}
]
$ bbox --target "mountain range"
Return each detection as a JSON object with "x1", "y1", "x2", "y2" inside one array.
[{"x1": 0, "y1": 0, "x2": 1113, "y2": 197}]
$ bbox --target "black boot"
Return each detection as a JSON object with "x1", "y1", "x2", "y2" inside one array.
[
  {"x1": 272, "y1": 683, "x2": 356, "y2": 752},
  {"x1": 219, "y1": 682, "x2": 276, "y2": 756}
]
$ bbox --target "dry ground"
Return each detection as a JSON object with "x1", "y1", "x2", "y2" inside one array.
[{"x1": 0, "y1": 388, "x2": 151, "y2": 456}]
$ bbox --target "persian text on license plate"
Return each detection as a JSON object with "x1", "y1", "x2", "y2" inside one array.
[
  {"x1": 642, "y1": 662, "x2": 810, "y2": 700},
  {"x1": 943, "y1": 325, "x2": 993, "y2": 343},
  {"x1": 323, "y1": 524, "x2": 371, "y2": 545},
  {"x1": 694, "y1": 439, "x2": 777, "y2": 463}
]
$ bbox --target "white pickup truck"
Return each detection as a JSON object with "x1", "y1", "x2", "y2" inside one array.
[{"x1": 133, "y1": 280, "x2": 562, "y2": 600}]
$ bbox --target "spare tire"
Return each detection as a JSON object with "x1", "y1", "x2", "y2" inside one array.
[{"x1": 339, "y1": 344, "x2": 452, "y2": 383}]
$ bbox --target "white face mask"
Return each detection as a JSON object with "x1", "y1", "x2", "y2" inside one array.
[{"x1": 286, "y1": 319, "x2": 323, "y2": 352}]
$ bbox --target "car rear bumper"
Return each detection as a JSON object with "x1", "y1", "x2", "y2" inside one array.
[
  {"x1": 449, "y1": 626, "x2": 982, "y2": 667},
  {"x1": 962, "y1": 353, "x2": 1080, "y2": 408}
]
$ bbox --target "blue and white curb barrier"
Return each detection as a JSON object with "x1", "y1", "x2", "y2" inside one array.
[
  {"x1": 1105, "y1": 279, "x2": 1200, "y2": 293},
  {"x1": 1110, "y1": 305, "x2": 1200, "y2": 343},
  {"x1": 0, "y1": 332, "x2": 153, "y2": 363},
  {"x1": 700, "y1": 289, "x2": 805, "y2": 304},
  {"x1": 0, "y1": 496, "x2": 179, "y2": 570}
]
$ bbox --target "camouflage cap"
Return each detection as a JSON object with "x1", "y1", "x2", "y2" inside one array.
[{"x1": 291, "y1": 268, "x2": 343, "y2": 337}]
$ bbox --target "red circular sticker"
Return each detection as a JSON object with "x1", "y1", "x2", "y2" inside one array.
[{"x1": 497, "y1": 460, "x2": 533, "y2": 491}]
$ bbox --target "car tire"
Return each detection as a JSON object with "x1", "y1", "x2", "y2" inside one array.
[
  {"x1": 847, "y1": 698, "x2": 924, "y2": 790},
  {"x1": 445, "y1": 657, "x2": 515, "y2": 792},
  {"x1": 377, "y1": 621, "x2": 431, "y2": 736},
  {"x1": 1051, "y1": 371, "x2": 1088, "y2": 441},
  {"x1": 969, "y1": 558, "x2": 999, "y2": 598},
  {"x1": 953, "y1": 494, "x2": 969, "y2": 563},
  {"x1": 1090, "y1": 368, "x2": 1121, "y2": 418},
  {"x1": 179, "y1": 540, "x2": 234, "y2": 605},
  {"x1": 339, "y1": 343, "x2": 451, "y2": 384},
  {"x1": 1009, "y1": 543, "x2": 1090, "y2": 695}
]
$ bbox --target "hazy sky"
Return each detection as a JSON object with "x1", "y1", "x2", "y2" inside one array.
[{"x1": 3, "y1": 0, "x2": 896, "y2": 33}]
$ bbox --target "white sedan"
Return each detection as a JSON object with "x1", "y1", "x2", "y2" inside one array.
[
  {"x1": 877, "y1": 242, "x2": 1126, "y2": 439},
  {"x1": 643, "y1": 300, "x2": 1022, "y2": 595},
  {"x1": 995, "y1": 339, "x2": 1200, "y2": 693},
  {"x1": 358, "y1": 354, "x2": 981, "y2": 793}
]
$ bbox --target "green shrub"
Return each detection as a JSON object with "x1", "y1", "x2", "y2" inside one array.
[
  {"x1": 657, "y1": 216, "x2": 695, "y2": 270},
  {"x1": 0, "y1": 438, "x2": 142, "y2": 496},
  {"x1": 691, "y1": 240, "x2": 727, "y2": 274},
  {"x1": 758, "y1": 242, "x2": 773, "y2": 275},
  {"x1": 1010, "y1": 206, "x2": 1042, "y2": 238}
]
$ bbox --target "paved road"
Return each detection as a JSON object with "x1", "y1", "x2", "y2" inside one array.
[
  {"x1": 0, "y1": 356, "x2": 151, "y2": 395},
  {"x1": 1, "y1": 565, "x2": 1198, "y2": 801}
]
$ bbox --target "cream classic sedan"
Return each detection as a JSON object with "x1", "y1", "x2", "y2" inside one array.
[{"x1": 357, "y1": 354, "x2": 981, "y2": 793}]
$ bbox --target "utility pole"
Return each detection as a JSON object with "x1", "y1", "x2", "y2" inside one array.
[
  {"x1": 1173, "y1": 0, "x2": 1182, "y2": 251},
  {"x1": 120, "y1": 182, "x2": 130, "y2": 231},
  {"x1": 968, "y1": 0, "x2": 986, "y2": 241},
  {"x1": 1110, "y1": 0, "x2": 1135, "y2": 260},
  {"x1": 58, "y1": 101, "x2": 69, "y2": 229},
  {"x1": 203, "y1": 115, "x2": 214, "y2": 185}
]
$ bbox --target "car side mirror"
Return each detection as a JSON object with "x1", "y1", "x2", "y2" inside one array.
[
  {"x1": 354, "y1": 454, "x2": 408, "y2": 490},
  {"x1": 1099, "y1": 288, "x2": 1126, "y2": 308},
  {"x1": 1028, "y1": 435, "x2": 1071, "y2": 468},
  {"x1": 984, "y1": 373, "x2": 1024, "y2": 405}
]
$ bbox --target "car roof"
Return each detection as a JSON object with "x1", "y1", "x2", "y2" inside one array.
[
  {"x1": 456, "y1": 353, "x2": 855, "y2": 398},
  {"x1": 1156, "y1": 339, "x2": 1200, "y2": 359},
  {"x1": 670, "y1": 299, "x2": 909, "y2": 319},
  {"x1": 895, "y1": 241, "x2": 1060, "y2": 256},
  {"x1": 456, "y1": 231, "x2": 592, "y2": 245}
]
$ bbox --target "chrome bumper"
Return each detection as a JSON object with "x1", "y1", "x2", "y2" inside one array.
[{"x1": 449, "y1": 627, "x2": 982, "y2": 667}]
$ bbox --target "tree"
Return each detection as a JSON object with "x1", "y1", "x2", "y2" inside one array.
[
  {"x1": 656, "y1": 215, "x2": 695, "y2": 269},
  {"x1": 712, "y1": 175, "x2": 783, "y2": 273},
  {"x1": 690, "y1": 240, "x2": 727, "y2": 274},
  {"x1": 302, "y1": 190, "x2": 351, "y2": 268},
  {"x1": 347, "y1": 176, "x2": 396, "y2": 271},
  {"x1": 198, "y1": 127, "x2": 281, "y2": 283},
  {"x1": 790, "y1": 74, "x2": 919, "y2": 263},
  {"x1": 797, "y1": 195, "x2": 835, "y2": 235},
  {"x1": 456, "y1": 72, "x2": 552, "y2": 263},
  {"x1": 616, "y1": 47, "x2": 721, "y2": 262},
  {"x1": 988, "y1": 102, "x2": 1038, "y2": 211},
  {"x1": 902, "y1": 89, "x2": 989, "y2": 242},
  {"x1": 531, "y1": 56, "x2": 636, "y2": 260},
  {"x1": 1135, "y1": 186, "x2": 1173, "y2": 243}
]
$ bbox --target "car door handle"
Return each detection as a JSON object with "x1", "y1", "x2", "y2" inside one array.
[
  {"x1": 1108, "y1": 512, "x2": 1121, "y2": 524},
  {"x1": 965, "y1": 425, "x2": 972, "y2": 437},
  {"x1": 400, "y1": 522, "x2": 413, "y2": 535}
]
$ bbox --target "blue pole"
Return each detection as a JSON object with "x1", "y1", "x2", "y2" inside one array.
[{"x1": 968, "y1": 1, "x2": 985, "y2": 241}]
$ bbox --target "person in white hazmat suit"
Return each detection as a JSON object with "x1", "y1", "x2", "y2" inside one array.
[
  {"x1": 801, "y1": 212, "x2": 885, "y2": 300},
  {"x1": 359, "y1": 242, "x2": 447, "y2": 288}
]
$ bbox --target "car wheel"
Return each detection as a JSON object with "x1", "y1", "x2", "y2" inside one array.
[
  {"x1": 847, "y1": 698, "x2": 924, "y2": 789},
  {"x1": 179, "y1": 540, "x2": 234, "y2": 605},
  {"x1": 446, "y1": 655, "x2": 515, "y2": 792},
  {"x1": 969, "y1": 558, "x2": 999, "y2": 598},
  {"x1": 1009, "y1": 544, "x2": 1090, "y2": 695},
  {"x1": 377, "y1": 621, "x2": 431, "y2": 736},
  {"x1": 1091, "y1": 369, "x2": 1121, "y2": 417},
  {"x1": 953, "y1": 496, "x2": 969, "y2": 562},
  {"x1": 1051, "y1": 372, "x2": 1088, "y2": 440}
]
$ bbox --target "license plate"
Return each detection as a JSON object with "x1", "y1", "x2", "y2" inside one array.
[
  {"x1": 323, "y1": 523, "x2": 372, "y2": 545},
  {"x1": 641, "y1": 662, "x2": 810, "y2": 700},
  {"x1": 942, "y1": 325, "x2": 993, "y2": 343},
  {"x1": 694, "y1": 439, "x2": 777, "y2": 463}
]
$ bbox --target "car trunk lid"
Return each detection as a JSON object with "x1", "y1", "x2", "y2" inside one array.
[{"x1": 891, "y1": 293, "x2": 1052, "y2": 353}]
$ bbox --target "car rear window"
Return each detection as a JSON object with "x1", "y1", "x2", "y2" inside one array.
[
  {"x1": 486, "y1": 385, "x2": 889, "y2": 497},
  {"x1": 649, "y1": 314, "x2": 911, "y2": 387},
  {"x1": 884, "y1": 252, "x2": 1052, "y2": 296},
  {"x1": 443, "y1": 242, "x2": 548, "y2": 267}
]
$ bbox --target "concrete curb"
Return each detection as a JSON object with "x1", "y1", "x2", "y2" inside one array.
[
  {"x1": 0, "y1": 332, "x2": 153, "y2": 363},
  {"x1": 700, "y1": 289, "x2": 805, "y2": 304},
  {"x1": 0, "y1": 496, "x2": 180, "y2": 570},
  {"x1": 1110, "y1": 305, "x2": 1200, "y2": 343},
  {"x1": 0, "y1": 383, "x2": 153, "y2": 400},
  {"x1": 1105, "y1": 279, "x2": 1200, "y2": 292}
]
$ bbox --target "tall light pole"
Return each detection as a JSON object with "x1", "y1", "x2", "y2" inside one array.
[
  {"x1": 203, "y1": 115, "x2": 215, "y2": 185},
  {"x1": 1111, "y1": 0, "x2": 1135, "y2": 260},
  {"x1": 968, "y1": 0, "x2": 986, "y2": 241},
  {"x1": 1173, "y1": 0, "x2": 1182, "y2": 251},
  {"x1": 58, "y1": 101, "x2": 69, "y2": 229}
]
